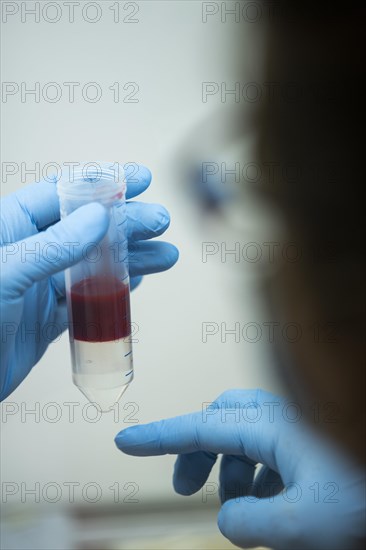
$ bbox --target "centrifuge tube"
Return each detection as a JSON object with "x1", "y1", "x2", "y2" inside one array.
[{"x1": 57, "y1": 162, "x2": 133, "y2": 412}]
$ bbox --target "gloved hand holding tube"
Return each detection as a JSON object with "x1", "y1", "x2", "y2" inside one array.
[{"x1": 0, "y1": 163, "x2": 178, "y2": 403}]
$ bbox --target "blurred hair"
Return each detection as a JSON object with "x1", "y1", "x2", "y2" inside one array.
[{"x1": 257, "y1": 3, "x2": 365, "y2": 464}]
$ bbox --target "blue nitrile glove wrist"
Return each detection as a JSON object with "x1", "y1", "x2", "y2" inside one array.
[
  {"x1": 115, "y1": 389, "x2": 366, "y2": 550},
  {"x1": 0, "y1": 165, "x2": 178, "y2": 400}
]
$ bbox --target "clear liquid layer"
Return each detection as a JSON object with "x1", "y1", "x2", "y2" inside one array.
[{"x1": 71, "y1": 337, "x2": 133, "y2": 412}]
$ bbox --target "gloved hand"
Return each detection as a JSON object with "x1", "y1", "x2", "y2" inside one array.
[
  {"x1": 115, "y1": 389, "x2": 366, "y2": 550},
  {"x1": 0, "y1": 165, "x2": 178, "y2": 400}
]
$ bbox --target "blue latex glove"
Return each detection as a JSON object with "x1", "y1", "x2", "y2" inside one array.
[
  {"x1": 115, "y1": 389, "x2": 366, "y2": 550},
  {"x1": 0, "y1": 165, "x2": 178, "y2": 400}
]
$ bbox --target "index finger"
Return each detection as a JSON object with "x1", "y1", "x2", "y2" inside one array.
[
  {"x1": 125, "y1": 163, "x2": 152, "y2": 199},
  {"x1": 114, "y1": 389, "x2": 287, "y2": 472},
  {"x1": 115, "y1": 411, "x2": 245, "y2": 456},
  {"x1": 7, "y1": 164, "x2": 152, "y2": 232}
]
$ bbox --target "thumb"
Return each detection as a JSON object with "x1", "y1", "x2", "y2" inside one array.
[
  {"x1": 218, "y1": 488, "x2": 318, "y2": 550},
  {"x1": 1, "y1": 203, "x2": 109, "y2": 299}
]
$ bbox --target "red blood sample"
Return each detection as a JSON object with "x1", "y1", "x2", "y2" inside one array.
[{"x1": 69, "y1": 276, "x2": 131, "y2": 342}]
